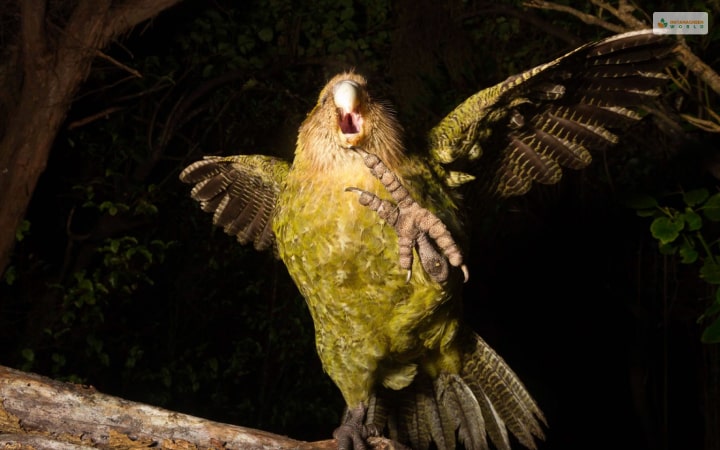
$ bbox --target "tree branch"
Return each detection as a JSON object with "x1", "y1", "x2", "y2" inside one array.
[
  {"x1": 0, "y1": 365, "x2": 403, "y2": 450},
  {"x1": 461, "y1": 4, "x2": 582, "y2": 46},
  {"x1": 523, "y1": 0, "x2": 626, "y2": 33},
  {"x1": 19, "y1": 0, "x2": 48, "y2": 75},
  {"x1": 590, "y1": 0, "x2": 646, "y2": 30},
  {"x1": 675, "y1": 40, "x2": 720, "y2": 99},
  {"x1": 523, "y1": 0, "x2": 720, "y2": 115},
  {"x1": 106, "y1": 0, "x2": 183, "y2": 40},
  {"x1": 95, "y1": 49, "x2": 143, "y2": 78},
  {"x1": 66, "y1": 106, "x2": 126, "y2": 130}
]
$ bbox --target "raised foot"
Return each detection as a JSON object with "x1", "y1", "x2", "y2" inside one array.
[
  {"x1": 346, "y1": 148, "x2": 469, "y2": 283},
  {"x1": 334, "y1": 404, "x2": 380, "y2": 450}
]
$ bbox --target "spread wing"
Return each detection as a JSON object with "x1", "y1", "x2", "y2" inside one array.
[
  {"x1": 428, "y1": 29, "x2": 677, "y2": 198},
  {"x1": 179, "y1": 155, "x2": 289, "y2": 251}
]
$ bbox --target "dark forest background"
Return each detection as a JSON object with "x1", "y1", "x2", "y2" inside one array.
[{"x1": 1, "y1": 1, "x2": 719, "y2": 449}]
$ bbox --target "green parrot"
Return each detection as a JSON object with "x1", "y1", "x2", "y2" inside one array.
[{"x1": 180, "y1": 30, "x2": 676, "y2": 450}]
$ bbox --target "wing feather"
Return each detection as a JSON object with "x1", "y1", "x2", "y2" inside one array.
[
  {"x1": 427, "y1": 29, "x2": 677, "y2": 199},
  {"x1": 179, "y1": 155, "x2": 289, "y2": 251}
]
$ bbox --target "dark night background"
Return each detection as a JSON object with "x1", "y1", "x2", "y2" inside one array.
[{"x1": 1, "y1": 1, "x2": 719, "y2": 449}]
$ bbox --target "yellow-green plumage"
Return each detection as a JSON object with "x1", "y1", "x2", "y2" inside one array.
[
  {"x1": 274, "y1": 72, "x2": 465, "y2": 407},
  {"x1": 179, "y1": 30, "x2": 677, "y2": 450}
]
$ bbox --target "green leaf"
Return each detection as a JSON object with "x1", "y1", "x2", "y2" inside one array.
[
  {"x1": 702, "y1": 193, "x2": 720, "y2": 221},
  {"x1": 136, "y1": 247, "x2": 153, "y2": 263},
  {"x1": 4, "y1": 266, "x2": 16, "y2": 285},
  {"x1": 108, "y1": 272, "x2": 118, "y2": 289},
  {"x1": 700, "y1": 260, "x2": 720, "y2": 285},
  {"x1": 237, "y1": 34, "x2": 255, "y2": 54},
  {"x1": 650, "y1": 216, "x2": 684, "y2": 244},
  {"x1": 134, "y1": 200, "x2": 158, "y2": 217},
  {"x1": 100, "y1": 201, "x2": 117, "y2": 215},
  {"x1": 15, "y1": 220, "x2": 31, "y2": 242},
  {"x1": 682, "y1": 209, "x2": 703, "y2": 231},
  {"x1": 202, "y1": 64, "x2": 215, "y2": 78},
  {"x1": 679, "y1": 244, "x2": 699, "y2": 264},
  {"x1": 95, "y1": 282, "x2": 109, "y2": 295},
  {"x1": 257, "y1": 27, "x2": 274, "y2": 42},
  {"x1": 21, "y1": 348, "x2": 35, "y2": 362},
  {"x1": 683, "y1": 188, "x2": 709, "y2": 206},
  {"x1": 701, "y1": 315, "x2": 720, "y2": 343},
  {"x1": 78, "y1": 277, "x2": 94, "y2": 293}
]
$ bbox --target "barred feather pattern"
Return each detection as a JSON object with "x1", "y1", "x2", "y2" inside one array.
[
  {"x1": 462, "y1": 334, "x2": 546, "y2": 449},
  {"x1": 178, "y1": 155, "x2": 289, "y2": 251},
  {"x1": 367, "y1": 332, "x2": 545, "y2": 450},
  {"x1": 428, "y1": 29, "x2": 676, "y2": 199},
  {"x1": 369, "y1": 373, "x2": 458, "y2": 450}
]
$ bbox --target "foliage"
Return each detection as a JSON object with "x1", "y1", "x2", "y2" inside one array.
[{"x1": 628, "y1": 188, "x2": 720, "y2": 343}]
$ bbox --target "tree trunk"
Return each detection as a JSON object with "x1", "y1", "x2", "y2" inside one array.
[
  {"x1": 0, "y1": 365, "x2": 403, "y2": 450},
  {"x1": 0, "y1": 0, "x2": 180, "y2": 278}
]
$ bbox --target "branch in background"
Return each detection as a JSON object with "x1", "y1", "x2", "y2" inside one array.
[
  {"x1": 67, "y1": 106, "x2": 126, "y2": 130},
  {"x1": 106, "y1": 0, "x2": 183, "y2": 40},
  {"x1": 132, "y1": 69, "x2": 257, "y2": 182},
  {"x1": 94, "y1": 49, "x2": 143, "y2": 78},
  {"x1": 674, "y1": 41, "x2": 720, "y2": 100},
  {"x1": 524, "y1": 0, "x2": 720, "y2": 129},
  {"x1": 682, "y1": 112, "x2": 720, "y2": 133},
  {"x1": 590, "y1": 0, "x2": 646, "y2": 30},
  {"x1": 523, "y1": 0, "x2": 626, "y2": 33},
  {"x1": 462, "y1": 3, "x2": 583, "y2": 46}
]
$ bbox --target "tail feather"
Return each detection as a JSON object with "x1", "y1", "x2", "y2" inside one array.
[
  {"x1": 472, "y1": 387, "x2": 511, "y2": 450},
  {"x1": 436, "y1": 373, "x2": 489, "y2": 450},
  {"x1": 407, "y1": 381, "x2": 436, "y2": 450},
  {"x1": 425, "y1": 386, "x2": 453, "y2": 450},
  {"x1": 461, "y1": 333, "x2": 546, "y2": 449},
  {"x1": 368, "y1": 332, "x2": 545, "y2": 450},
  {"x1": 373, "y1": 375, "x2": 456, "y2": 449},
  {"x1": 403, "y1": 374, "x2": 455, "y2": 450},
  {"x1": 366, "y1": 394, "x2": 388, "y2": 432}
]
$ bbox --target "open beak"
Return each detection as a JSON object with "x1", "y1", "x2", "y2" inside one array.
[{"x1": 333, "y1": 80, "x2": 364, "y2": 145}]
